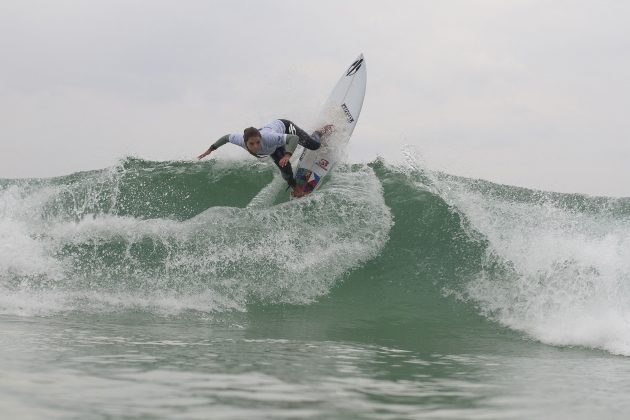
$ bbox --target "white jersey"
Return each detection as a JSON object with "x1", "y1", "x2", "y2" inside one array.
[{"x1": 228, "y1": 120, "x2": 287, "y2": 156}]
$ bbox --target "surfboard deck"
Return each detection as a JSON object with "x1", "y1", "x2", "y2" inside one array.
[{"x1": 293, "y1": 54, "x2": 367, "y2": 197}]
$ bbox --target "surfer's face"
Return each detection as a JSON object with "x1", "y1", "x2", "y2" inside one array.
[{"x1": 246, "y1": 136, "x2": 262, "y2": 154}]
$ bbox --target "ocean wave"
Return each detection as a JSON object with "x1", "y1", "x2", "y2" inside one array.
[{"x1": 2, "y1": 156, "x2": 630, "y2": 356}]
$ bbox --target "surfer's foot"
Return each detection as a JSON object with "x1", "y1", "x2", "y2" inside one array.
[
  {"x1": 320, "y1": 124, "x2": 335, "y2": 136},
  {"x1": 291, "y1": 186, "x2": 306, "y2": 198},
  {"x1": 314, "y1": 124, "x2": 335, "y2": 139}
]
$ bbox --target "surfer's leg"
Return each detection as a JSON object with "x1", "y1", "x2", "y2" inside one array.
[
  {"x1": 270, "y1": 147, "x2": 296, "y2": 188},
  {"x1": 279, "y1": 119, "x2": 321, "y2": 151}
]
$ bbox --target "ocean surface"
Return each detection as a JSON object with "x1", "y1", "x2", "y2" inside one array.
[{"x1": 1, "y1": 155, "x2": 630, "y2": 419}]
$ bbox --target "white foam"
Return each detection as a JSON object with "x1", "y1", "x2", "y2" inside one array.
[
  {"x1": 0, "y1": 163, "x2": 392, "y2": 317},
  {"x1": 246, "y1": 172, "x2": 284, "y2": 209},
  {"x1": 408, "y1": 152, "x2": 630, "y2": 355}
]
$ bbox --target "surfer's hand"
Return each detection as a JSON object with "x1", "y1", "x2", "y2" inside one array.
[
  {"x1": 197, "y1": 149, "x2": 212, "y2": 160},
  {"x1": 279, "y1": 154, "x2": 291, "y2": 167}
]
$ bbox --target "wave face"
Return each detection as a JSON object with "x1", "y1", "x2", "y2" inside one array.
[{"x1": 1, "y1": 157, "x2": 629, "y2": 355}]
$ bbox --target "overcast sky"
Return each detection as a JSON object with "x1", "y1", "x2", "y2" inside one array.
[{"x1": 1, "y1": 0, "x2": 629, "y2": 196}]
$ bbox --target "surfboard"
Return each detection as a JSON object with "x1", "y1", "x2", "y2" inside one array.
[{"x1": 293, "y1": 54, "x2": 367, "y2": 196}]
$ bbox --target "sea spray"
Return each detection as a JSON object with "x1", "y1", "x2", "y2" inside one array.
[
  {"x1": 0, "y1": 158, "x2": 392, "y2": 316},
  {"x1": 400, "y1": 149, "x2": 630, "y2": 355}
]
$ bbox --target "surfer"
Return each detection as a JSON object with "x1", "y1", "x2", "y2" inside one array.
[{"x1": 197, "y1": 119, "x2": 332, "y2": 197}]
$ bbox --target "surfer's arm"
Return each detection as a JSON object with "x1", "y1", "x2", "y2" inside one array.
[
  {"x1": 210, "y1": 135, "x2": 230, "y2": 151},
  {"x1": 197, "y1": 135, "x2": 230, "y2": 160},
  {"x1": 284, "y1": 134, "x2": 299, "y2": 155},
  {"x1": 278, "y1": 134, "x2": 299, "y2": 167}
]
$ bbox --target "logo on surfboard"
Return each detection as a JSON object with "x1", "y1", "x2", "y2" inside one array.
[
  {"x1": 346, "y1": 58, "x2": 363, "y2": 76},
  {"x1": 341, "y1": 103, "x2": 354, "y2": 123},
  {"x1": 316, "y1": 159, "x2": 330, "y2": 170}
]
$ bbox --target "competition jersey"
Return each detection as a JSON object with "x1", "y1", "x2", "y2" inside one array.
[{"x1": 228, "y1": 120, "x2": 287, "y2": 156}]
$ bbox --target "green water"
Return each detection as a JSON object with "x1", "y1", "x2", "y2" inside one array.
[{"x1": 1, "y1": 157, "x2": 629, "y2": 418}]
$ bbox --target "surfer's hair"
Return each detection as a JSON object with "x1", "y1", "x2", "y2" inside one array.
[{"x1": 243, "y1": 127, "x2": 261, "y2": 143}]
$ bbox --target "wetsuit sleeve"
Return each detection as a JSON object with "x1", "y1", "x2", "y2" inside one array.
[
  {"x1": 209, "y1": 135, "x2": 230, "y2": 151},
  {"x1": 285, "y1": 134, "x2": 299, "y2": 155}
]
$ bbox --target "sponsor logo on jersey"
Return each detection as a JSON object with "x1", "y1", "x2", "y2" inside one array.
[
  {"x1": 341, "y1": 103, "x2": 354, "y2": 123},
  {"x1": 346, "y1": 58, "x2": 363, "y2": 76}
]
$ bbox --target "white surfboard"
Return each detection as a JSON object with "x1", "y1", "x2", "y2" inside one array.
[{"x1": 293, "y1": 54, "x2": 367, "y2": 196}]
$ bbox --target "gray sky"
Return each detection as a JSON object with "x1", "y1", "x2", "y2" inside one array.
[{"x1": 1, "y1": 0, "x2": 629, "y2": 196}]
